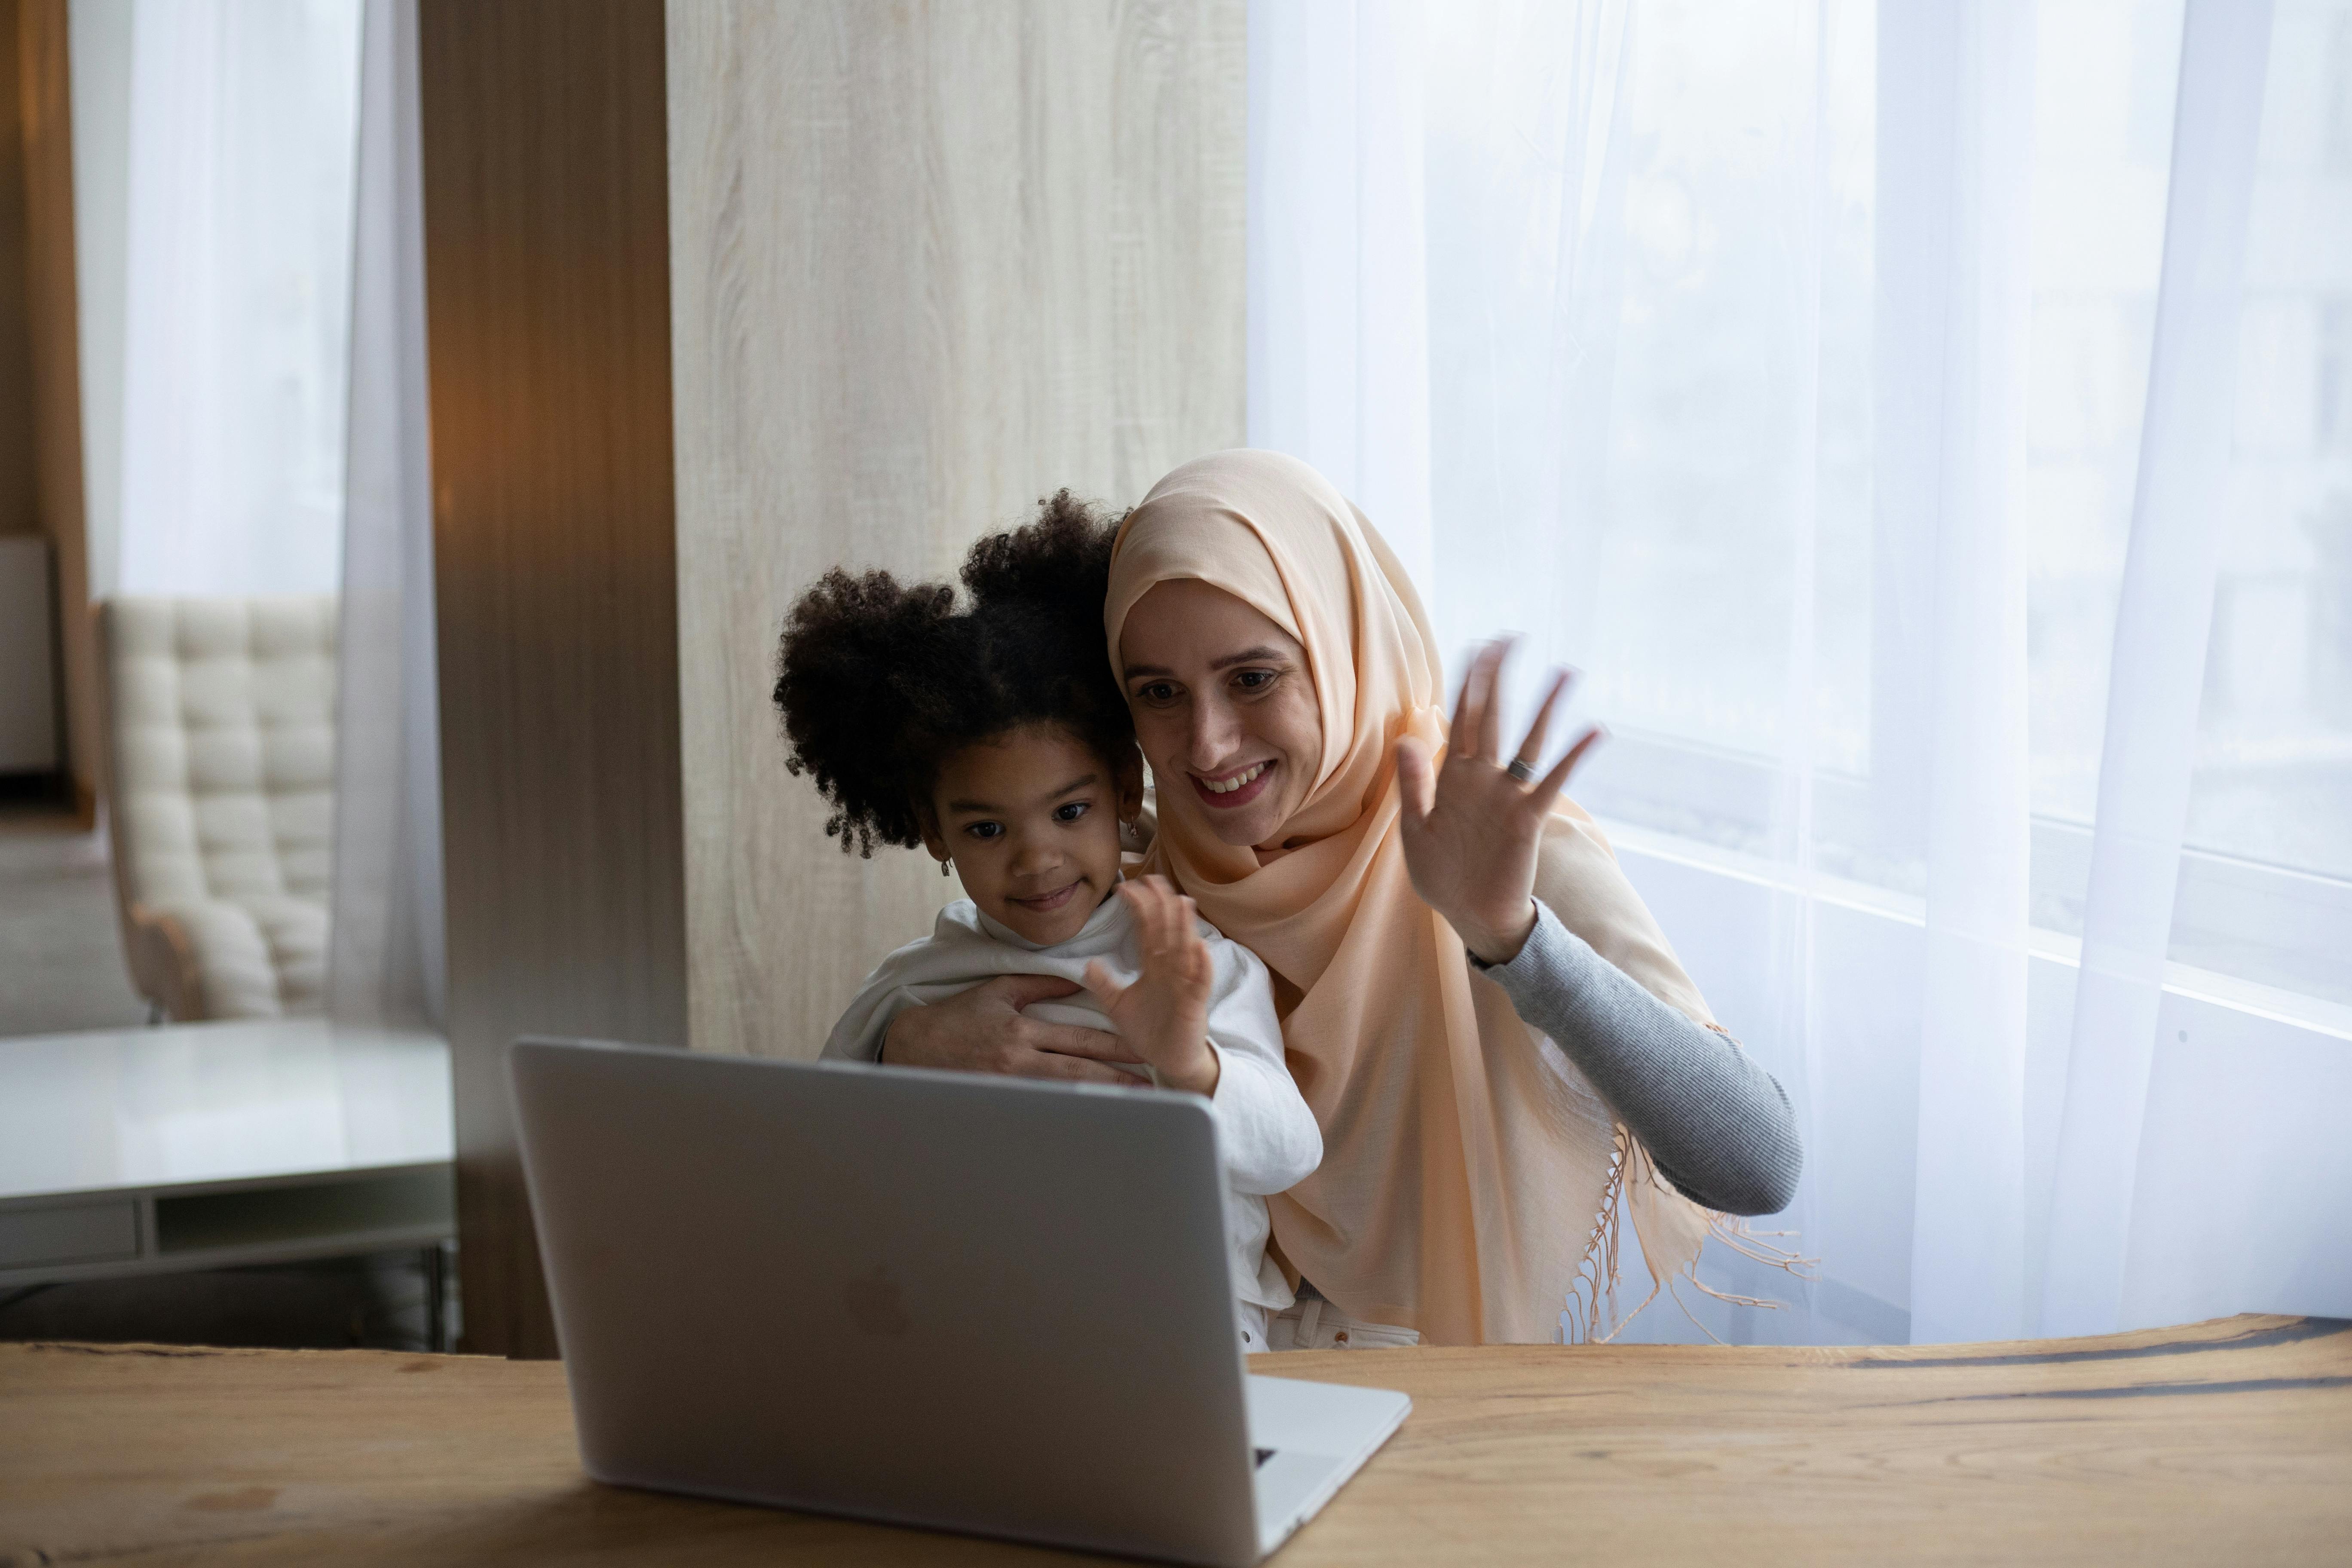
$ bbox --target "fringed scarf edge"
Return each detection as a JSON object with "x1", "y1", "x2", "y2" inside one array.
[{"x1": 1562, "y1": 1123, "x2": 1817, "y2": 1346}]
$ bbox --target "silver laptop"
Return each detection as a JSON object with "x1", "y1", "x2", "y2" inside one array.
[{"x1": 510, "y1": 1037, "x2": 1409, "y2": 1567}]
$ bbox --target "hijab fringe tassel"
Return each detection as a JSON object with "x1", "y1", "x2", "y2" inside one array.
[
  {"x1": 1562, "y1": 1125, "x2": 1629, "y2": 1346},
  {"x1": 1565, "y1": 1127, "x2": 1816, "y2": 1346}
]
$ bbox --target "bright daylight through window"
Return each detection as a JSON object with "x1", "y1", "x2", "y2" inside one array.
[{"x1": 1412, "y1": 0, "x2": 2352, "y2": 1014}]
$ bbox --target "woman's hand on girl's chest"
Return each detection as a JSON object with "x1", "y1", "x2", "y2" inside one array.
[{"x1": 879, "y1": 973, "x2": 1144, "y2": 1083}]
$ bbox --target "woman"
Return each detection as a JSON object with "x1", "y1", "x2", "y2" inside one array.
[{"x1": 885, "y1": 451, "x2": 1801, "y2": 1344}]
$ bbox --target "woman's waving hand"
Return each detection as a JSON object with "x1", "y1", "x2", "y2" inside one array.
[{"x1": 1395, "y1": 640, "x2": 1603, "y2": 965}]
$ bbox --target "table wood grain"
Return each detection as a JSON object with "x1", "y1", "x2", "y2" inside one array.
[{"x1": 5, "y1": 1314, "x2": 2347, "y2": 1565}]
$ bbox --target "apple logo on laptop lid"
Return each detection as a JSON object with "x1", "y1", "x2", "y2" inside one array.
[{"x1": 844, "y1": 1263, "x2": 912, "y2": 1336}]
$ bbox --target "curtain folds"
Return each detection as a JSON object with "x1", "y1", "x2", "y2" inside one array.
[
  {"x1": 113, "y1": 0, "x2": 361, "y2": 597},
  {"x1": 1249, "y1": 0, "x2": 2348, "y2": 1344},
  {"x1": 2040, "y1": 0, "x2": 2277, "y2": 1339},
  {"x1": 1877, "y1": 0, "x2": 2039, "y2": 1348},
  {"x1": 327, "y1": 0, "x2": 444, "y2": 1030},
  {"x1": 1247, "y1": 0, "x2": 1436, "y2": 587}
]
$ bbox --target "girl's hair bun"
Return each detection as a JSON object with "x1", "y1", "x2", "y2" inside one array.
[
  {"x1": 773, "y1": 567, "x2": 962, "y2": 854},
  {"x1": 960, "y1": 488, "x2": 1113, "y2": 612}
]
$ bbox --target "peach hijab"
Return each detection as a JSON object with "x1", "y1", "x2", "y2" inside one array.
[{"x1": 1106, "y1": 450, "x2": 1724, "y2": 1345}]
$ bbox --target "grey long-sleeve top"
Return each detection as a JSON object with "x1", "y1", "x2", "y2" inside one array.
[{"x1": 1473, "y1": 899, "x2": 1803, "y2": 1216}]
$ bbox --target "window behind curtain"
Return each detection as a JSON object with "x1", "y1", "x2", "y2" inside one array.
[
  {"x1": 113, "y1": 0, "x2": 363, "y2": 599},
  {"x1": 1415, "y1": 0, "x2": 2350, "y2": 1013}
]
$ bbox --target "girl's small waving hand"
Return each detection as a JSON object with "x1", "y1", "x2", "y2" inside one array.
[{"x1": 1082, "y1": 876, "x2": 1220, "y2": 1096}]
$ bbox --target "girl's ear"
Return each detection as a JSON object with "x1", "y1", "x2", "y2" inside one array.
[
  {"x1": 1114, "y1": 744, "x2": 1146, "y2": 822},
  {"x1": 916, "y1": 802, "x2": 951, "y2": 868}
]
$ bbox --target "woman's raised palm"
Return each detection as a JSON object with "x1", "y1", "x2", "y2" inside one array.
[{"x1": 1395, "y1": 640, "x2": 1602, "y2": 965}]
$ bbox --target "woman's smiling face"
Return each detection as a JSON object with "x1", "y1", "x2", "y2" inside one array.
[{"x1": 1119, "y1": 579, "x2": 1323, "y2": 850}]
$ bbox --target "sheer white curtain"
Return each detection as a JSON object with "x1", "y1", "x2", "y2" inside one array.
[
  {"x1": 97, "y1": 0, "x2": 437, "y2": 1026},
  {"x1": 326, "y1": 0, "x2": 443, "y2": 1030},
  {"x1": 1251, "y1": 0, "x2": 2352, "y2": 1344},
  {"x1": 113, "y1": 0, "x2": 361, "y2": 597}
]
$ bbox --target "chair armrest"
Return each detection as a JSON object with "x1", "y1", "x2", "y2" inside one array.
[{"x1": 122, "y1": 903, "x2": 205, "y2": 1022}]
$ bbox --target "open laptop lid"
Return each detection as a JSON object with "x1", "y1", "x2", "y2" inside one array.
[{"x1": 511, "y1": 1038, "x2": 1263, "y2": 1568}]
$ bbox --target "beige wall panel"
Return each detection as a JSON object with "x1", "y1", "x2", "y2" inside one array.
[{"x1": 667, "y1": 0, "x2": 1246, "y2": 1058}]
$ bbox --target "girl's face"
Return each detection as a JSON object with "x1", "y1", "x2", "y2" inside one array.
[
  {"x1": 1118, "y1": 579, "x2": 1323, "y2": 851},
  {"x1": 921, "y1": 723, "x2": 1142, "y2": 946}
]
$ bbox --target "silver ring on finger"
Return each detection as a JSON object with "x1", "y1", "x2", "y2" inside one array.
[{"x1": 1507, "y1": 756, "x2": 1538, "y2": 784}]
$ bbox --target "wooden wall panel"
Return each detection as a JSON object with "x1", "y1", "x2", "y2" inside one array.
[
  {"x1": 667, "y1": 0, "x2": 1247, "y2": 1060},
  {"x1": 0, "y1": 0, "x2": 35, "y2": 541},
  {"x1": 420, "y1": 0, "x2": 686, "y2": 1359},
  {"x1": 17, "y1": 0, "x2": 96, "y2": 814}
]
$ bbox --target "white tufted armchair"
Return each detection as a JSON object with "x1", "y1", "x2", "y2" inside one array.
[{"x1": 97, "y1": 597, "x2": 339, "y2": 1021}]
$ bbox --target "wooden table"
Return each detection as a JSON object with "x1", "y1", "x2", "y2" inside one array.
[{"x1": 6, "y1": 1314, "x2": 2347, "y2": 1565}]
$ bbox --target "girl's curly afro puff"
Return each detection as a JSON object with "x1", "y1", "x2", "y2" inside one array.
[{"x1": 773, "y1": 490, "x2": 1134, "y2": 856}]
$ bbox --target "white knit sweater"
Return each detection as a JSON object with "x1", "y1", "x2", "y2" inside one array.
[{"x1": 822, "y1": 889, "x2": 1322, "y2": 1330}]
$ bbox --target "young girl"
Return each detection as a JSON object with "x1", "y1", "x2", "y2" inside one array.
[{"x1": 774, "y1": 493, "x2": 1320, "y2": 1349}]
